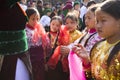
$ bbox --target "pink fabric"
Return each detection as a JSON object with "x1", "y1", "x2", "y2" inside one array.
[
  {"x1": 68, "y1": 51, "x2": 86, "y2": 80},
  {"x1": 89, "y1": 28, "x2": 96, "y2": 33}
]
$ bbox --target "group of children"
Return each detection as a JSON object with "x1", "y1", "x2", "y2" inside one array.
[
  {"x1": 24, "y1": 0, "x2": 120, "y2": 80},
  {"x1": 25, "y1": 6, "x2": 82, "y2": 80},
  {"x1": 25, "y1": 0, "x2": 120, "y2": 80},
  {"x1": 1, "y1": 0, "x2": 119, "y2": 80}
]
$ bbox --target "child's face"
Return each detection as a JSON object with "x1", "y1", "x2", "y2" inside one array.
[
  {"x1": 50, "y1": 19, "x2": 61, "y2": 32},
  {"x1": 46, "y1": 4, "x2": 50, "y2": 8},
  {"x1": 95, "y1": 10, "x2": 120, "y2": 38},
  {"x1": 85, "y1": 10, "x2": 95, "y2": 29},
  {"x1": 28, "y1": 13, "x2": 40, "y2": 27},
  {"x1": 74, "y1": 4, "x2": 80, "y2": 10},
  {"x1": 65, "y1": 18, "x2": 78, "y2": 32},
  {"x1": 47, "y1": 12, "x2": 51, "y2": 16}
]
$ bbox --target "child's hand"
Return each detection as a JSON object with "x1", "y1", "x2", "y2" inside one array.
[
  {"x1": 72, "y1": 44, "x2": 90, "y2": 65},
  {"x1": 60, "y1": 45, "x2": 70, "y2": 56}
]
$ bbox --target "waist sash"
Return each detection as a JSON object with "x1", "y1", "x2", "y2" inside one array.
[{"x1": 0, "y1": 30, "x2": 28, "y2": 55}]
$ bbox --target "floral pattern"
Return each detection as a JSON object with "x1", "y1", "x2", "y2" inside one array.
[{"x1": 91, "y1": 41, "x2": 120, "y2": 80}]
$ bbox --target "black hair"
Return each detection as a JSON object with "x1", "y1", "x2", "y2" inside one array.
[
  {"x1": 50, "y1": 16, "x2": 63, "y2": 25},
  {"x1": 87, "y1": 4, "x2": 99, "y2": 13},
  {"x1": 65, "y1": 12, "x2": 79, "y2": 24},
  {"x1": 87, "y1": 0, "x2": 96, "y2": 8},
  {"x1": 37, "y1": 0, "x2": 43, "y2": 5},
  {"x1": 102, "y1": 0, "x2": 106, "y2": 2},
  {"x1": 25, "y1": 8, "x2": 39, "y2": 19},
  {"x1": 98, "y1": 0, "x2": 120, "y2": 20}
]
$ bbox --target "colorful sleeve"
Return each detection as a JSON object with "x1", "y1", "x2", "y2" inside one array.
[{"x1": 108, "y1": 51, "x2": 120, "y2": 79}]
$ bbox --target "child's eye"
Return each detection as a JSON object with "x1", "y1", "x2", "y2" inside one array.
[
  {"x1": 88, "y1": 17, "x2": 91, "y2": 20},
  {"x1": 52, "y1": 23, "x2": 55, "y2": 25},
  {"x1": 65, "y1": 23, "x2": 68, "y2": 25},
  {"x1": 37, "y1": 18, "x2": 39, "y2": 21},
  {"x1": 85, "y1": 16, "x2": 91, "y2": 20},
  {"x1": 71, "y1": 21, "x2": 74, "y2": 23},
  {"x1": 101, "y1": 19, "x2": 106, "y2": 22},
  {"x1": 32, "y1": 18, "x2": 35, "y2": 21},
  {"x1": 71, "y1": 21, "x2": 76, "y2": 24},
  {"x1": 99, "y1": 19, "x2": 106, "y2": 24}
]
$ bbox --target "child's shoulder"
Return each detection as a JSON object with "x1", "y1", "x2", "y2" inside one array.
[{"x1": 75, "y1": 30, "x2": 82, "y2": 35}]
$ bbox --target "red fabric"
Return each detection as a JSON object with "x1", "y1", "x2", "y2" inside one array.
[
  {"x1": 89, "y1": 28, "x2": 96, "y2": 33},
  {"x1": 61, "y1": 56, "x2": 69, "y2": 72},
  {"x1": 47, "y1": 46, "x2": 61, "y2": 69},
  {"x1": 58, "y1": 25, "x2": 70, "y2": 45},
  {"x1": 47, "y1": 46, "x2": 69, "y2": 72},
  {"x1": 26, "y1": 23, "x2": 50, "y2": 49},
  {"x1": 47, "y1": 25, "x2": 70, "y2": 72}
]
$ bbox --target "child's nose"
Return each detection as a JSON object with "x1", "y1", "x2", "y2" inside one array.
[
  {"x1": 34, "y1": 20, "x2": 38, "y2": 24},
  {"x1": 68, "y1": 23, "x2": 72, "y2": 27},
  {"x1": 85, "y1": 19, "x2": 88, "y2": 25},
  {"x1": 96, "y1": 22, "x2": 102, "y2": 28}
]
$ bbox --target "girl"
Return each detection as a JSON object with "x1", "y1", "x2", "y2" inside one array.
[
  {"x1": 68, "y1": 4, "x2": 102, "y2": 80},
  {"x1": 47, "y1": 12, "x2": 82, "y2": 80},
  {"x1": 73, "y1": 0, "x2": 80, "y2": 11},
  {"x1": 25, "y1": 8, "x2": 50, "y2": 80},
  {"x1": 48, "y1": 16, "x2": 62, "y2": 49},
  {"x1": 73, "y1": 0, "x2": 120, "y2": 79},
  {"x1": 45, "y1": 16, "x2": 63, "y2": 80},
  {"x1": 60, "y1": 12, "x2": 82, "y2": 57}
]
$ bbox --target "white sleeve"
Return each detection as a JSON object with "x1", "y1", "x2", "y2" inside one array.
[
  {"x1": 80, "y1": 6, "x2": 87, "y2": 21},
  {"x1": 40, "y1": 16, "x2": 46, "y2": 27},
  {"x1": 67, "y1": 38, "x2": 81, "y2": 50}
]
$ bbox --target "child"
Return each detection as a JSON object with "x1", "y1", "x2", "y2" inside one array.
[
  {"x1": 47, "y1": 12, "x2": 82, "y2": 80},
  {"x1": 61, "y1": 0, "x2": 73, "y2": 21},
  {"x1": 69, "y1": 5, "x2": 101, "y2": 80},
  {"x1": 60, "y1": 11, "x2": 83, "y2": 56},
  {"x1": 73, "y1": 0, "x2": 120, "y2": 79},
  {"x1": 73, "y1": 0, "x2": 80, "y2": 11},
  {"x1": 25, "y1": 7, "x2": 50, "y2": 80},
  {"x1": 47, "y1": 16, "x2": 62, "y2": 51},
  {"x1": 45, "y1": 16, "x2": 63, "y2": 80}
]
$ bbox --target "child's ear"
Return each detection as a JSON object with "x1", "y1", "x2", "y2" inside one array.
[{"x1": 117, "y1": 19, "x2": 120, "y2": 28}]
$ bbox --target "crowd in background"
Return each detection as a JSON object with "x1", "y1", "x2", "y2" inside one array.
[
  {"x1": 1, "y1": 0, "x2": 119, "y2": 80},
  {"x1": 19, "y1": 0, "x2": 101, "y2": 32}
]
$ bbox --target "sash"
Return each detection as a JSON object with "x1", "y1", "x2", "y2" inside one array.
[{"x1": 0, "y1": 30, "x2": 28, "y2": 55}]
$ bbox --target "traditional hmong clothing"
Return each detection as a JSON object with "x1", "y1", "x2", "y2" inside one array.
[
  {"x1": 45, "y1": 30, "x2": 59, "y2": 80},
  {"x1": 79, "y1": 28, "x2": 101, "y2": 54},
  {"x1": 25, "y1": 23, "x2": 50, "y2": 80},
  {"x1": 47, "y1": 25, "x2": 82, "y2": 80},
  {"x1": 0, "y1": 1, "x2": 32, "y2": 80},
  {"x1": 68, "y1": 28, "x2": 102, "y2": 80},
  {"x1": 47, "y1": 31, "x2": 58, "y2": 48},
  {"x1": 90, "y1": 40, "x2": 120, "y2": 80}
]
